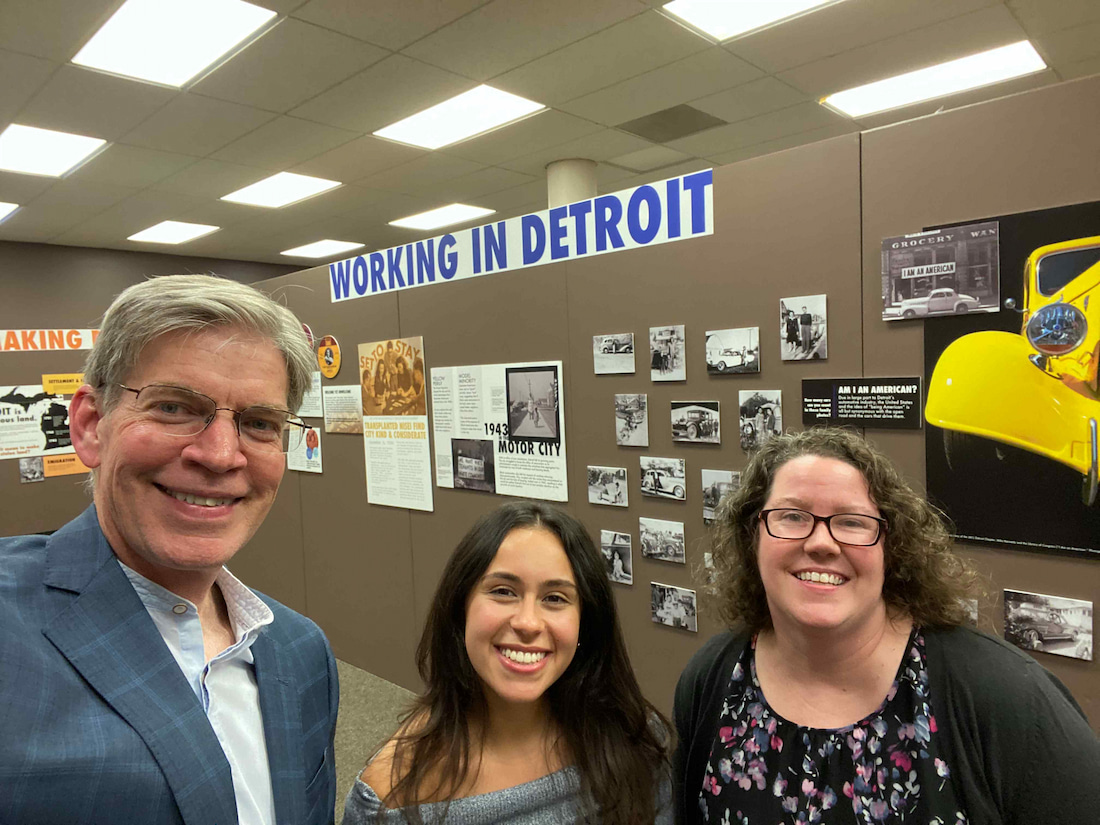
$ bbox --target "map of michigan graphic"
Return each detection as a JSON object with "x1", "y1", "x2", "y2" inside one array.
[{"x1": 0, "y1": 388, "x2": 55, "y2": 411}]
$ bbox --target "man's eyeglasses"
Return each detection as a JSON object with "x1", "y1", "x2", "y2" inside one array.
[
  {"x1": 759, "y1": 508, "x2": 886, "y2": 546},
  {"x1": 118, "y1": 384, "x2": 310, "y2": 454}
]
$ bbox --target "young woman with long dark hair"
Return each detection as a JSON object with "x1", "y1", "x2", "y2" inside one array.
[{"x1": 343, "y1": 501, "x2": 672, "y2": 824}]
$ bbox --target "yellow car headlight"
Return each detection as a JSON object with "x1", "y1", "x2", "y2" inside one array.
[{"x1": 1026, "y1": 303, "x2": 1088, "y2": 355}]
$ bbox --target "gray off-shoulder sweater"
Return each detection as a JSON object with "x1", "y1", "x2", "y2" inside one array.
[{"x1": 341, "y1": 766, "x2": 674, "y2": 825}]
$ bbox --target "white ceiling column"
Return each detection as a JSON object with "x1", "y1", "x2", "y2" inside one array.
[{"x1": 546, "y1": 158, "x2": 596, "y2": 208}]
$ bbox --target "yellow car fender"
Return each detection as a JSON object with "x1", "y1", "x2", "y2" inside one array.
[{"x1": 926, "y1": 330, "x2": 1097, "y2": 475}]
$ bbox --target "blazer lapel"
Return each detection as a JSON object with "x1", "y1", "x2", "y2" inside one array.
[
  {"x1": 252, "y1": 633, "x2": 304, "y2": 825},
  {"x1": 42, "y1": 509, "x2": 238, "y2": 825}
]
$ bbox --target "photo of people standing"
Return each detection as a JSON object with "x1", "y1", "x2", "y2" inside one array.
[{"x1": 779, "y1": 294, "x2": 828, "y2": 360}]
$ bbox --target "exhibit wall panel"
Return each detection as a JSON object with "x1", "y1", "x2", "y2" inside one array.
[
  {"x1": 0, "y1": 241, "x2": 296, "y2": 537},
  {"x1": 861, "y1": 72, "x2": 1100, "y2": 726},
  {"x1": 564, "y1": 134, "x2": 863, "y2": 710}
]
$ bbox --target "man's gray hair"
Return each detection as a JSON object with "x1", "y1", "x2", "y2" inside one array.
[{"x1": 83, "y1": 274, "x2": 313, "y2": 412}]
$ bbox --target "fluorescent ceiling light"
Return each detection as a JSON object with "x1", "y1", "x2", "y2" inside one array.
[
  {"x1": 389, "y1": 204, "x2": 496, "y2": 231},
  {"x1": 72, "y1": 0, "x2": 277, "y2": 88},
  {"x1": 374, "y1": 85, "x2": 545, "y2": 150},
  {"x1": 221, "y1": 172, "x2": 341, "y2": 208},
  {"x1": 662, "y1": 0, "x2": 843, "y2": 41},
  {"x1": 0, "y1": 124, "x2": 106, "y2": 177},
  {"x1": 281, "y1": 239, "x2": 365, "y2": 258},
  {"x1": 128, "y1": 220, "x2": 219, "y2": 244},
  {"x1": 0, "y1": 202, "x2": 18, "y2": 222},
  {"x1": 824, "y1": 41, "x2": 1047, "y2": 118}
]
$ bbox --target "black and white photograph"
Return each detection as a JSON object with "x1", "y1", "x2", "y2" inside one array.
[
  {"x1": 650, "y1": 582, "x2": 697, "y2": 632},
  {"x1": 614, "y1": 393, "x2": 648, "y2": 447},
  {"x1": 640, "y1": 456, "x2": 686, "y2": 501},
  {"x1": 1003, "y1": 589, "x2": 1092, "y2": 662},
  {"x1": 650, "y1": 324, "x2": 686, "y2": 381},
  {"x1": 705, "y1": 327, "x2": 760, "y2": 374},
  {"x1": 505, "y1": 365, "x2": 560, "y2": 443},
  {"x1": 671, "y1": 401, "x2": 720, "y2": 444},
  {"x1": 702, "y1": 469, "x2": 740, "y2": 525},
  {"x1": 18, "y1": 456, "x2": 45, "y2": 483},
  {"x1": 587, "y1": 465, "x2": 628, "y2": 507},
  {"x1": 639, "y1": 517, "x2": 685, "y2": 564},
  {"x1": 739, "y1": 390, "x2": 783, "y2": 452},
  {"x1": 780, "y1": 294, "x2": 827, "y2": 360},
  {"x1": 592, "y1": 333, "x2": 634, "y2": 375},
  {"x1": 882, "y1": 221, "x2": 1000, "y2": 321},
  {"x1": 600, "y1": 530, "x2": 633, "y2": 585},
  {"x1": 451, "y1": 439, "x2": 496, "y2": 493}
]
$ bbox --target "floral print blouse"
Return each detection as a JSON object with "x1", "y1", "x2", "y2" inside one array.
[{"x1": 699, "y1": 630, "x2": 968, "y2": 824}]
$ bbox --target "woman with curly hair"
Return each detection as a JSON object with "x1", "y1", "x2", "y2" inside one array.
[
  {"x1": 674, "y1": 427, "x2": 1099, "y2": 824},
  {"x1": 345, "y1": 501, "x2": 672, "y2": 824}
]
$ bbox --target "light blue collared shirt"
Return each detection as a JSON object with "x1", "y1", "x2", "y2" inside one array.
[{"x1": 119, "y1": 561, "x2": 276, "y2": 825}]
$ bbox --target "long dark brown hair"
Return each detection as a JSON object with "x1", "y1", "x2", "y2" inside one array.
[{"x1": 380, "y1": 501, "x2": 670, "y2": 823}]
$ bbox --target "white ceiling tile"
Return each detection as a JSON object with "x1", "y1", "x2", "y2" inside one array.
[
  {"x1": 490, "y1": 12, "x2": 708, "y2": 106},
  {"x1": 172, "y1": 199, "x2": 259, "y2": 228},
  {"x1": 708, "y1": 122, "x2": 859, "y2": 167},
  {"x1": 725, "y1": 0, "x2": 1002, "y2": 74},
  {"x1": 16, "y1": 66, "x2": 176, "y2": 141},
  {"x1": 778, "y1": 5, "x2": 1028, "y2": 98},
  {"x1": 210, "y1": 116, "x2": 359, "y2": 170},
  {"x1": 292, "y1": 0, "x2": 489, "y2": 51},
  {"x1": 0, "y1": 0, "x2": 119, "y2": 62},
  {"x1": 357, "y1": 153, "x2": 484, "y2": 194},
  {"x1": 289, "y1": 54, "x2": 473, "y2": 133},
  {"x1": 428, "y1": 166, "x2": 537, "y2": 201},
  {"x1": 1007, "y1": 0, "x2": 1100, "y2": 35},
  {"x1": 120, "y1": 93, "x2": 277, "y2": 156},
  {"x1": 667, "y1": 102, "x2": 847, "y2": 156},
  {"x1": 0, "y1": 178, "x2": 138, "y2": 240},
  {"x1": 400, "y1": 0, "x2": 647, "y2": 80},
  {"x1": 558, "y1": 47, "x2": 762, "y2": 126},
  {"x1": 290, "y1": 135, "x2": 425, "y2": 181},
  {"x1": 0, "y1": 49, "x2": 56, "y2": 123},
  {"x1": 191, "y1": 19, "x2": 389, "y2": 113},
  {"x1": 66, "y1": 143, "x2": 197, "y2": 188},
  {"x1": 1036, "y1": 20, "x2": 1100, "y2": 67},
  {"x1": 0, "y1": 170, "x2": 58, "y2": 204},
  {"x1": 691, "y1": 77, "x2": 809, "y2": 123},
  {"x1": 152, "y1": 158, "x2": 274, "y2": 198},
  {"x1": 475, "y1": 180, "x2": 546, "y2": 212},
  {"x1": 1060, "y1": 53, "x2": 1100, "y2": 80},
  {"x1": 440, "y1": 110, "x2": 603, "y2": 165},
  {"x1": 608, "y1": 144, "x2": 690, "y2": 172},
  {"x1": 338, "y1": 191, "x2": 440, "y2": 226},
  {"x1": 498, "y1": 128, "x2": 654, "y2": 176},
  {"x1": 51, "y1": 189, "x2": 208, "y2": 246},
  {"x1": 607, "y1": 157, "x2": 713, "y2": 193}
]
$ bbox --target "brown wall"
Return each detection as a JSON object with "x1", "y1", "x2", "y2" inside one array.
[
  {"x1": 4, "y1": 74, "x2": 1099, "y2": 728},
  {"x1": 0, "y1": 241, "x2": 298, "y2": 537}
]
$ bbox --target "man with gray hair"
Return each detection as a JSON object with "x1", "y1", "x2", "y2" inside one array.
[{"x1": 0, "y1": 275, "x2": 338, "y2": 825}]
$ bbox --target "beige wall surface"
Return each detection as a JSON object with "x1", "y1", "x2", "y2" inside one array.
[{"x1": 3, "y1": 75, "x2": 1098, "y2": 729}]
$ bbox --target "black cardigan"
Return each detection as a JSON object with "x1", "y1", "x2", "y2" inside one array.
[{"x1": 673, "y1": 626, "x2": 1100, "y2": 825}]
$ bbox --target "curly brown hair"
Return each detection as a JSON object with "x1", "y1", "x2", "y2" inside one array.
[{"x1": 710, "y1": 427, "x2": 977, "y2": 631}]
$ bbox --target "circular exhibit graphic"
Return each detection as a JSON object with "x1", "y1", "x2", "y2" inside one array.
[{"x1": 317, "y1": 335, "x2": 341, "y2": 378}]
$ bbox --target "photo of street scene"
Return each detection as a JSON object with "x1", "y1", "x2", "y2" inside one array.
[
  {"x1": 588, "y1": 465, "x2": 628, "y2": 507},
  {"x1": 592, "y1": 333, "x2": 634, "y2": 375},
  {"x1": 650, "y1": 324, "x2": 686, "y2": 381},
  {"x1": 651, "y1": 582, "x2": 697, "y2": 632},
  {"x1": 600, "y1": 530, "x2": 633, "y2": 585},
  {"x1": 780, "y1": 294, "x2": 827, "y2": 361},
  {"x1": 640, "y1": 517, "x2": 685, "y2": 564},
  {"x1": 505, "y1": 365, "x2": 559, "y2": 442},
  {"x1": 640, "y1": 456, "x2": 686, "y2": 501},
  {"x1": 1004, "y1": 589, "x2": 1092, "y2": 662},
  {"x1": 706, "y1": 327, "x2": 760, "y2": 374},
  {"x1": 671, "y1": 401, "x2": 720, "y2": 444},
  {"x1": 702, "y1": 468, "x2": 740, "y2": 525},
  {"x1": 614, "y1": 393, "x2": 649, "y2": 447},
  {"x1": 739, "y1": 390, "x2": 782, "y2": 452},
  {"x1": 451, "y1": 439, "x2": 496, "y2": 493}
]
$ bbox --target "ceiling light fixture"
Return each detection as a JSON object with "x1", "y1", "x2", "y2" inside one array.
[
  {"x1": 374, "y1": 85, "x2": 546, "y2": 150},
  {"x1": 128, "y1": 220, "x2": 219, "y2": 244},
  {"x1": 0, "y1": 202, "x2": 19, "y2": 222},
  {"x1": 661, "y1": 0, "x2": 844, "y2": 42},
  {"x1": 281, "y1": 239, "x2": 365, "y2": 258},
  {"x1": 389, "y1": 204, "x2": 496, "y2": 231},
  {"x1": 0, "y1": 124, "x2": 106, "y2": 177},
  {"x1": 823, "y1": 41, "x2": 1047, "y2": 118},
  {"x1": 221, "y1": 172, "x2": 341, "y2": 208},
  {"x1": 72, "y1": 0, "x2": 277, "y2": 88}
]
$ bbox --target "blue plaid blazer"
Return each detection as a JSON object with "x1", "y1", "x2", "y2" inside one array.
[{"x1": 0, "y1": 505, "x2": 338, "y2": 825}]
